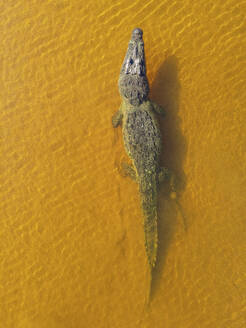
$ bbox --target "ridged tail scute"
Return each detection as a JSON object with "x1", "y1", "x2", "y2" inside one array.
[{"x1": 139, "y1": 173, "x2": 158, "y2": 269}]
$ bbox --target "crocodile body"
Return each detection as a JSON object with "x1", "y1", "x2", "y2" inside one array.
[{"x1": 112, "y1": 28, "x2": 167, "y2": 269}]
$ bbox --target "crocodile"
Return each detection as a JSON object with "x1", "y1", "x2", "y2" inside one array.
[{"x1": 112, "y1": 28, "x2": 173, "y2": 272}]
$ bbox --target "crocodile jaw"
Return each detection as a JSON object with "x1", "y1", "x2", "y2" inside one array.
[{"x1": 119, "y1": 28, "x2": 149, "y2": 106}]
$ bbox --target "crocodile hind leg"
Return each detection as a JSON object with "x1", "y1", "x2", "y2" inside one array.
[
  {"x1": 121, "y1": 162, "x2": 137, "y2": 181},
  {"x1": 158, "y1": 166, "x2": 171, "y2": 183},
  {"x1": 159, "y1": 167, "x2": 177, "y2": 199}
]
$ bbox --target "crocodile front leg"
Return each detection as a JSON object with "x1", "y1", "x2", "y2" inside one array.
[
  {"x1": 112, "y1": 105, "x2": 123, "y2": 127},
  {"x1": 150, "y1": 101, "x2": 166, "y2": 117}
]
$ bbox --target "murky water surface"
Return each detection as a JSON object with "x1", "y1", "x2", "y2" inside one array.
[{"x1": 1, "y1": 1, "x2": 245, "y2": 327}]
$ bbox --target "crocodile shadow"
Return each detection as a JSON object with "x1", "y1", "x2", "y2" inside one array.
[{"x1": 149, "y1": 55, "x2": 187, "y2": 301}]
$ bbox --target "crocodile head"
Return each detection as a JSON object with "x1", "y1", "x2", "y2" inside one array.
[{"x1": 118, "y1": 28, "x2": 149, "y2": 106}]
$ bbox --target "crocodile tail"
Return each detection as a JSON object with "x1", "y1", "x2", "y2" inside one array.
[{"x1": 139, "y1": 174, "x2": 158, "y2": 268}]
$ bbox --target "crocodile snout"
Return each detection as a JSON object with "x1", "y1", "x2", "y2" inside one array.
[
  {"x1": 119, "y1": 28, "x2": 149, "y2": 105},
  {"x1": 120, "y1": 27, "x2": 146, "y2": 77},
  {"x1": 131, "y1": 28, "x2": 143, "y2": 42}
]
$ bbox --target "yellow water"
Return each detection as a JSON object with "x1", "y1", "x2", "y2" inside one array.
[{"x1": 1, "y1": 1, "x2": 246, "y2": 327}]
